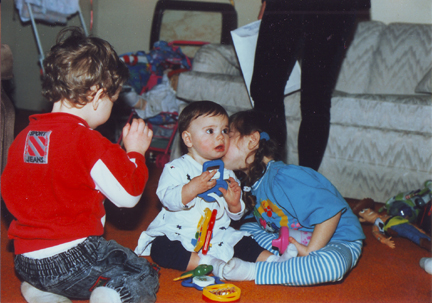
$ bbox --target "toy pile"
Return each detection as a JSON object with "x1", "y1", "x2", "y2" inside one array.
[{"x1": 357, "y1": 180, "x2": 432, "y2": 275}]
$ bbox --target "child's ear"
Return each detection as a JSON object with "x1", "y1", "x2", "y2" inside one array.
[
  {"x1": 182, "y1": 131, "x2": 193, "y2": 148},
  {"x1": 91, "y1": 88, "x2": 105, "y2": 110},
  {"x1": 248, "y1": 131, "x2": 261, "y2": 150}
]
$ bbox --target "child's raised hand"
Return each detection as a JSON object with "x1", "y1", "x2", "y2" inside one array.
[
  {"x1": 122, "y1": 118, "x2": 153, "y2": 155},
  {"x1": 220, "y1": 177, "x2": 241, "y2": 213}
]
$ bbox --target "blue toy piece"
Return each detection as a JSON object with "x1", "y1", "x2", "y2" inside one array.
[
  {"x1": 181, "y1": 276, "x2": 224, "y2": 290},
  {"x1": 198, "y1": 160, "x2": 228, "y2": 202}
]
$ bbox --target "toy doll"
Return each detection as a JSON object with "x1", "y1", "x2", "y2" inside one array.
[{"x1": 358, "y1": 208, "x2": 431, "y2": 250}]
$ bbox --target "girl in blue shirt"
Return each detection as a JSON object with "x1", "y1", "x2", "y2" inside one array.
[{"x1": 222, "y1": 110, "x2": 365, "y2": 285}]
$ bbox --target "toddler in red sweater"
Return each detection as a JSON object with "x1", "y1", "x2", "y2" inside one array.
[{"x1": 1, "y1": 27, "x2": 159, "y2": 303}]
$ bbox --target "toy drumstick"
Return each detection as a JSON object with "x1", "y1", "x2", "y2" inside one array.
[
  {"x1": 173, "y1": 264, "x2": 213, "y2": 281},
  {"x1": 202, "y1": 209, "x2": 217, "y2": 255},
  {"x1": 195, "y1": 208, "x2": 213, "y2": 252}
]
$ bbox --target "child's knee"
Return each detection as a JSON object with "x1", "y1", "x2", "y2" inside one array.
[
  {"x1": 106, "y1": 259, "x2": 159, "y2": 303},
  {"x1": 150, "y1": 236, "x2": 190, "y2": 271},
  {"x1": 239, "y1": 222, "x2": 260, "y2": 233}
]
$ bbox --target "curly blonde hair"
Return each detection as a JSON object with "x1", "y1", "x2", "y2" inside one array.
[{"x1": 42, "y1": 26, "x2": 129, "y2": 106}]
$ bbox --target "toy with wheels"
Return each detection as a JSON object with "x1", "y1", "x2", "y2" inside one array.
[
  {"x1": 198, "y1": 160, "x2": 228, "y2": 202},
  {"x1": 155, "y1": 153, "x2": 170, "y2": 167},
  {"x1": 379, "y1": 180, "x2": 432, "y2": 223}
]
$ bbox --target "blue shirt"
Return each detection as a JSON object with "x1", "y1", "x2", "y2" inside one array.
[{"x1": 251, "y1": 161, "x2": 365, "y2": 242}]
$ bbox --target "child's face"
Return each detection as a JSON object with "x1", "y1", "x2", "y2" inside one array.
[
  {"x1": 183, "y1": 114, "x2": 230, "y2": 164},
  {"x1": 223, "y1": 128, "x2": 253, "y2": 171},
  {"x1": 358, "y1": 208, "x2": 379, "y2": 223}
]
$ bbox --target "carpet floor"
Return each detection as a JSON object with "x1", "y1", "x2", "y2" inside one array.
[{"x1": 1, "y1": 162, "x2": 431, "y2": 303}]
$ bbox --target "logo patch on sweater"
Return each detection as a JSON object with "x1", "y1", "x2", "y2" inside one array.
[{"x1": 24, "y1": 131, "x2": 52, "y2": 164}]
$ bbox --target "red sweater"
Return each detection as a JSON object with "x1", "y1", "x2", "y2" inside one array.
[{"x1": 2, "y1": 113, "x2": 148, "y2": 254}]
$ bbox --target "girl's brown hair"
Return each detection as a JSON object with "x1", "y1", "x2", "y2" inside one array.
[
  {"x1": 42, "y1": 26, "x2": 129, "y2": 106},
  {"x1": 229, "y1": 110, "x2": 282, "y2": 211}
]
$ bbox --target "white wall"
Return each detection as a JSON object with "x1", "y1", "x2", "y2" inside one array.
[
  {"x1": 371, "y1": 0, "x2": 432, "y2": 24},
  {"x1": 1, "y1": 0, "x2": 431, "y2": 111},
  {"x1": 1, "y1": 0, "x2": 92, "y2": 111}
]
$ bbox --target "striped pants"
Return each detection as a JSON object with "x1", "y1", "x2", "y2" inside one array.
[{"x1": 241, "y1": 222, "x2": 363, "y2": 285}]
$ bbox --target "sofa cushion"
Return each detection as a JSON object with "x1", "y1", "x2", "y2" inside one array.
[
  {"x1": 415, "y1": 68, "x2": 432, "y2": 94},
  {"x1": 335, "y1": 21, "x2": 386, "y2": 94},
  {"x1": 177, "y1": 71, "x2": 251, "y2": 112},
  {"x1": 191, "y1": 44, "x2": 240, "y2": 76},
  {"x1": 368, "y1": 23, "x2": 432, "y2": 95},
  {"x1": 331, "y1": 91, "x2": 432, "y2": 134},
  {"x1": 286, "y1": 117, "x2": 432, "y2": 202}
]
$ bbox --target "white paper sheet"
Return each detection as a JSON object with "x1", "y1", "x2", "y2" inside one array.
[{"x1": 231, "y1": 20, "x2": 301, "y2": 106}]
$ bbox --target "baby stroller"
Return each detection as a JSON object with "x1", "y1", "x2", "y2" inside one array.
[
  {"x1": 14, "y1": 0, "x2": 88, "y2": 74},
  {"x1": 146, "y1": 112, "x2": 179, "y2": 168}
]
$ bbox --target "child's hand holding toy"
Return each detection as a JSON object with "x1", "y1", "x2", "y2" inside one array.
[
  {"x1": 182, "y1": 169, "x2": 218, "y2": 205},
  {"x1": 219, "y1": 177, "x2": 242, "y2": 214}
]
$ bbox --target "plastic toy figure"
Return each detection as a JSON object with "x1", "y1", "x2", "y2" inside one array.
[
  {"x1": 379, "y1": 180, "x2": 432, "y2": 223},
  {"x1": 358, "y1": 208, "x2": 431, "y2": 250}
]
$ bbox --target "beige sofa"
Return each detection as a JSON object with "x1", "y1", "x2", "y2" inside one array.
[{"x1": 173, "y1": 21, "x2": 432, "y2": 203}]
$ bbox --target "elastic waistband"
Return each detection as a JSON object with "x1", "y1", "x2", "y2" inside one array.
[{"x1": 15, "y1": 236, "x2": 101, "y2": 277}]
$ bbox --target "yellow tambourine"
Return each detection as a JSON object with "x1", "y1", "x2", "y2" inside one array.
[{"x1": 202, "y1": 284, "x2": 241, "y2": 302}]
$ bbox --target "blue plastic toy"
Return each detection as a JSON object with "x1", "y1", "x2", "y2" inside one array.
[
  {"x1": 198, "y1": 159, "x2": 228, "y2": 202},
  {"x1": 181, "y1": 276, "x2": 224, "y2": 290}
]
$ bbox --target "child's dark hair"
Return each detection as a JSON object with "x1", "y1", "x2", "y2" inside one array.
[
  {"x1": 42, "y1": 26, "x2": 129, "y2": 106},
  {"x1": 230, "y1": 110, "x2": 282, "y2": 211},
  {"x1": 178, "y1": 101, "x2": 228, "y2": 154}
]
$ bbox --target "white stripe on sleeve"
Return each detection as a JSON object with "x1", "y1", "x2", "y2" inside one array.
[{"x1": 90, "y1": 159, "x2": 142, "y2": 208}]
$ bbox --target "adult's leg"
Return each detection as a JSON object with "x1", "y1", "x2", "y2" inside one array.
[
  {"x1": 250, "y1": 6, "x2": 302, "y2": 158},
  {"x1": 298, "y1": 11, "x2": 357, "y2": 170}
]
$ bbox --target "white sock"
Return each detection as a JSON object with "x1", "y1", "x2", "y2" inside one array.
[
  {"x1": 21, "y1": 282, "x2": 72, "y2": 303},
  {"x1": 265, "y1": 254, "x2": 280, "y2": 262},
  {"x1": 420, "y1": 257, "x2": 432, "y2": 275},
  {"x1": 279, "y1": 243, "x2": 298, "y2": 261},
  {"x1": 266, "y1": 244, "x2": 298, "y2": 263},
  {"x1": 199, "y1": 254, "x2": 226, "y2": 278},
  {"x1": 222, "y1": 258, "x2": 256, "y2": 281},
  {"x1": 90, "y1": 286, "x2": 122, "y2": 303}
]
